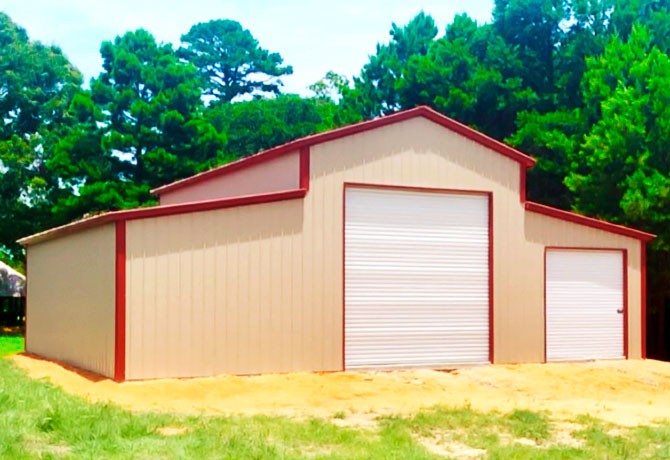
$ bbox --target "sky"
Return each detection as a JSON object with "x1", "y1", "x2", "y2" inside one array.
[{"x1": 1, "y1": 0, "x2": 494, "y2": 95}]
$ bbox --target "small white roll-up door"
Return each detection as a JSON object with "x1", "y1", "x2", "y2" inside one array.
[
  {"x1": 344, "y1": 186, "x2": 490, "y2": 369},
  {"x1": 546, "y1": 249, "x2": 625, "y2": 361}
]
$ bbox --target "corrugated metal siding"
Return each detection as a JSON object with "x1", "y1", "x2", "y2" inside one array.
[
  {"x1": 125, "y1": 198, "x2": 337, "y2": 379},
  {"x1": 159, "y1": 150, "x2": 300, "y2": 205},
  {"x1": 546, "y1": 250, "x2": 624, "y2": 361},
  {"x1": 26, "y1": 224, "x2": 116, "y2": 377},
  {"x1": 344, "y1": 187, "x2": 489, "y2": 368}
]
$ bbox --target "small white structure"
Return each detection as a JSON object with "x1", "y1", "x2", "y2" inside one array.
[{"x1": 0, "y1": 261, "x2": 25, "y2": 297}]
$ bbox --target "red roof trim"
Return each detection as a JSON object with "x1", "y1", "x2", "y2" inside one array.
[
  {"x1": 151, "y1": 105, "x2": 537, "y2": 196},
  {"x1": 18, "y1": 189, "x2": 307, "y2": 246},
  {"x1": 525, "y1": 201, "x2": 655, "y2": 241}
]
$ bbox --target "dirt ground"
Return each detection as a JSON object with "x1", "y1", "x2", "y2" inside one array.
[{"x1": 10, "y1": 354, "x2": 670, "y2": 426}]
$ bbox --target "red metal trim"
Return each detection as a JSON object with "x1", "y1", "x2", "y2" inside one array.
[
  {"x1": 341, "y1": 185, "x2": 346, "y2": 371},
  {"x1": 641, "y1": 241, "x2": 647, "y2": 359},
  {"x1": 151, "y1": 106, "x2": 536, "y2": 196},
  {"x1": 114, "y1": 220, "x2": 126, "y2": 382},
  {"x1": 341, "y1": 183, "x2": 495, "y2": 368},
  {"x1": 525, "y1": 201, "x2": 655, "y2": 241},
  {"x1": 19, "y1": 189, "x2": 308, "y2": 246},
  {"x1": 299, "y1": 146, "x2": 310, "y2": 190},
  {"x1": 24, "y1": 249, "x2": 28, "y2": 352},
  {"x1": 544, "y1": 247, "x2": 629, "y2": 360},
  {"x1": 519, "y1": 163, "x2": 527, "y2": 203},
  {"x1": 488, "y1": 192, "x2": 494, "y2": 363},
  {"x1": 344, "y1": 182, "x2": 491, "y2": 196},
  {"x1": 543, "y1": 248, "x2": 547, "y2": 363}
]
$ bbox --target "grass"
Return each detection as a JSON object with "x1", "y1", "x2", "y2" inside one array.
[{"x1": 2, "y1": 336, "x2": 670, "y2": 459}]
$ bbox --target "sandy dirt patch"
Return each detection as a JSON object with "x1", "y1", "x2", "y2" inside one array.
[{"x1": 9, "y1": 355, "x2": 670, "y2": 426}]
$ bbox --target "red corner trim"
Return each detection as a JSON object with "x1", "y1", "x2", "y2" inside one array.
[
  {"x1": 519, "y1": 163, "x2": 527, "y2": 203},
  {"x1": 114, "y1": 220, "x2": 126, "y2": 382},
  {"x1": 299, "y1": 146, "x2": 310, "y2": 190},
  {"x1": 525, "y1": 201, "x2": 655, "y2": 241},
  {"x1": 641, "y1": 241, "x2": 647, "y2": 359},
  {"x1": 24, "y1": 249, "x2": 28, "y2": 352},
  {"x1": 151, "y1": 105, "x2": 536, "y2": 196},
  {"x1": 18, "y1": 189, "x2": 307, "y2": 246}
]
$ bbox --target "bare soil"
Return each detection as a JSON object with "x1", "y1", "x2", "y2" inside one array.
[{"x1": 10, "y1": 355, "x2": 670, "y2": 426}]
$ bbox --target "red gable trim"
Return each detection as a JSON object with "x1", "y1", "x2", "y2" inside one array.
[
  {"x1": 18, "y1": 189, "x2": 307, "y2": 246},
  {"x1": 151, "y1": 106, "x2": 537, "y2": 196},
  {"x1": 525, "y1": 201, "x2": 655, "y2": 241}
]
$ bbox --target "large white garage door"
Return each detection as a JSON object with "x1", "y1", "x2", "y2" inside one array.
[
  {"x1": 344, "y1": 186, "x2": 490, "y2": 369},
  {"x1": 546, "y1": 249, "x2": 625, "y2": 361}
]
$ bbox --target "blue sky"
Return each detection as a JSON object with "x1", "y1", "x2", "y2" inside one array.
[{"x1": 1, "y1": 0, "x2": 494, "y2": 95}]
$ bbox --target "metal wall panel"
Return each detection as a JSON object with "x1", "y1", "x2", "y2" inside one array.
[
  {"x1": 344, "y1": 187, "x2": 489, "y2": 368},
  {"x1": 159, "y1": 150, "x2": 300, "y2": 206},
  {"x1": 546, "y1": 250, "x2": 624, "y2": 361},
  {"x1": 26, "y1": 224, "x2": 116, "y2": 377}
]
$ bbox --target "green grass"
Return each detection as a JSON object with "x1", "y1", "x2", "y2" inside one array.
[
  {"x1": 0, "y1": 334, "x2": 24, "y2": 357},
  {"x1": 2, "y1": 335, "x2": 670, "y2": 459}
]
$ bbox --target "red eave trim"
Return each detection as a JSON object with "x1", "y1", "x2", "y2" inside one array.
[
  {"x1": 525, "y1": 201, "x2": 655, "y2": 242},
  {"x1": 18, "y1": 189, "x2": 307, "y2": 246},
  {"x1": 641, "y1": 241, "x2": 647, "y2": 359},
  {"x1": 151, "y1": 105, "x2": 536, "y2": 196},
  {"x1": 114, "y1": 221, "x2": 126, "y2": 382}
]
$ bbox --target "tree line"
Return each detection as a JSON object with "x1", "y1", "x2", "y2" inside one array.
[{"x1": 2, "y1": 0, "x2": 670, "y2": 356}]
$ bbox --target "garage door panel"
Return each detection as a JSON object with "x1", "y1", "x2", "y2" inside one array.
[
  {"x1": 345, "y1": 187, "x2": 490, "y2": 369},
  {"x1": 546, "y1": 250, "x2": 624, "y2": 361}
]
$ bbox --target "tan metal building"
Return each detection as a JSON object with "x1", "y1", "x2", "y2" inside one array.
[{"x1": 20, "y1": 106, "x2": 655, "y2": 381}]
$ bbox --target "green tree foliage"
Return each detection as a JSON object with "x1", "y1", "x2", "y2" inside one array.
[
  {"x1": 344, "y1": 12, "x2": 438, "y2": 117},
  {"x1": 88, "y1": 29, "x2": 226, "y2": 208},
  {"x1": 179, "y1": 20, "x2": 293, "y2": 103},
  {"x1": 398, "y1": 14, "x2": 538, "y2": 139},
  {"x1": 0, "y1": 12, "x2": 82, "y2": 265},
  {"x1": 205, "y1": 94, "x2": 357, "y2": 157},
  {"x1": 565, "y1": 27, "x2": 670, "y2": 243}
]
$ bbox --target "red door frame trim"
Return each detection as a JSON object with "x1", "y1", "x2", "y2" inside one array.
[
  {"x1": 114, "y1": 220, "x2": 126, "y2": 382},
  {"x1": 341, "y1": 182, "x2": 495, "y2": 370},
  {"x1": 641, "y1": 241, "x2": 647, "y2": 359},
  {"x1": 543, "y1": 247, "x2": 629, "y2": 362}
]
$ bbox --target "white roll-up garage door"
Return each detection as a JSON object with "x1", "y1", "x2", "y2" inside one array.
[
  {"x1": 546, "y1": 249, "x2": 625, "y2": 361},
  {"x1": 344, "y1": 186, "x2": 490, "y2": 369}
]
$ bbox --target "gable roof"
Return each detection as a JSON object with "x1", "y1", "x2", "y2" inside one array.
[{"x1": 151, "y1": 105, "x2": 537, "y2": 196}]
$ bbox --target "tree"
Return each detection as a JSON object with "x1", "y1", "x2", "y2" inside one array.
[
  {"x1": 0, "y1": 12, "x2": 83, "y2": 265},
  {"x1": 493, "y1": 0, "x2": 569, "y2": 107},
  {"x1": 343, "y1": 12, "x2": 438, "y2": 117},
  {"x1": 205, "y1": 94, "x2": 355, "y2": 158},
  {"x1": 179, "y1": 20, "x2": 293, "y2": 103},
  {"x1": 565, "y1": 26, "x2": 670, "y2": 240},
  {"x1": 398, "y1": 14, "x2": 538, "y2": 140},
  {"x1": 90, "y1": 29, "x2": 226, "y2": 206}
]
